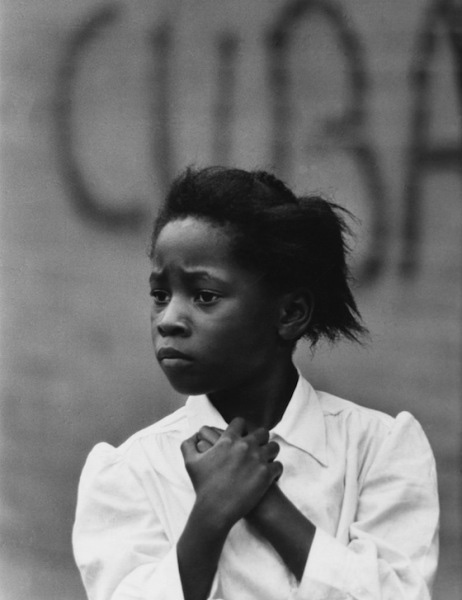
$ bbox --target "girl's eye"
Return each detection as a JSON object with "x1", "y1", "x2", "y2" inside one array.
[
  {"x1": 195, "y1": 291, "x2": 220, "y2": 305},
  {"x1": 150, "y1": 290, "x2": 170, "y2": 305}
]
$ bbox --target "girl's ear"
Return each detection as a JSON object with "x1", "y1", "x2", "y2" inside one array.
[{"x1": 277, "y1": 289, "x2": 313, "y2": 342}]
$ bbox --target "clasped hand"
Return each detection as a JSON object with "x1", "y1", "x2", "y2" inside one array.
[{"x1": 181, "y1": 417, "x2": 282, "y2": 531}]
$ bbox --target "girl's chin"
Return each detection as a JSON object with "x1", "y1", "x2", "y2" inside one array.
[
  {"x1": 160, "y1": 364, "x2": 250, "y2": 397},
  {"x1": 161, "y1": 371, "x2": 213, "y2": 397}
]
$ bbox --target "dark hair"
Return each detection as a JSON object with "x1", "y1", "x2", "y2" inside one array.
[{"x1": 150, "y1": 166, "x2": 367, "y2": 346}]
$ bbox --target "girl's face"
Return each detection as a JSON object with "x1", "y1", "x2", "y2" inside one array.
[{"x1": 150, "y1": 217, "x2": 285, "y2": 396}]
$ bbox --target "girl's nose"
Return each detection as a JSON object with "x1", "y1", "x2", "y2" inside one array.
[{"x1": 156, "y1": 300, "x2": 190, "y2": 337}]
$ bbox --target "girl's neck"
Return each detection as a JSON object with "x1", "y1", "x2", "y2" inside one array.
[{"x1": 208, "y1": 360, "x2": 299, "y2": 431}]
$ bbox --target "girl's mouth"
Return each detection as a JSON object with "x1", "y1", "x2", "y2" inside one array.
[{"x1": 157, "y1": 347, "x2": 193, "y2": 362}]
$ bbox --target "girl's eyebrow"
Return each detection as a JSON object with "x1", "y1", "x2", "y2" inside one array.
[
  {"x1": 182, "y1": 268, "x2": 232, "y2": 284},
  {"x1": 150, "y1": 268, "x2": 229, "y2": 284},
  {"x1": 183, "y1": 268, "x2": 215, "y2": 280}
]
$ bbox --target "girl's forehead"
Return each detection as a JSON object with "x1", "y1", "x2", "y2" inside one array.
[
  {"x1": 151, "y1": 217, "x2": 274, "y2": 294},
  {"x1": 152, "y1": 217, "x2": 235, "y2": 266}
]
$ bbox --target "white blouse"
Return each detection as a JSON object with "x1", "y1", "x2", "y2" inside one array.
[{"x1": 73, "y1": 375, "x2": 439, "y2": 600}]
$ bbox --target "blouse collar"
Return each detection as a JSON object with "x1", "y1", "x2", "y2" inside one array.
[{"x1": 185, "y1": 373, "x2": 328, "y2": 467}]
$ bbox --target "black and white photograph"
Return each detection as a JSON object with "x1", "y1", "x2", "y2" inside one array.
[{"x1": 0, "y1": 1, "x2": 461, "y2": 599}]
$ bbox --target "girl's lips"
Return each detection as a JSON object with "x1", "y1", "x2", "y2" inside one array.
[{"x1": 157, "y1": 347, "x2": 193, "y2": 361}]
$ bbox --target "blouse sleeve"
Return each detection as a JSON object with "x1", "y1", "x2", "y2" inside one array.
[
  {"x1": 73, "y1": 443, "x2": 187, "y2": 600},
  {"x1": 295, "y1": 412, "x2": 439, "y2": 600}
]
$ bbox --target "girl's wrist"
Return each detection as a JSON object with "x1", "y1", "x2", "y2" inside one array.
[
  {"x1": 191, "y1": 495, "x2": 235, "y2": 539},
  {"x1": 246, "y1": 484, "x2": 283, "y2": 529}
]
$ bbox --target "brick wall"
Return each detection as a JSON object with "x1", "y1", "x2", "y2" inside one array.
[{"x1": 1, "y1": 1, "x2": 460, "y2": 598}]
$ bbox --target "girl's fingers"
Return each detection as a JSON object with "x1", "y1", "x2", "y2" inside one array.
[
  {"x1": 180, "y1": 436, "x2": 199, "y2": 460},
  {"x1": 262, "y1": 440, "x2": 280, "y2": 461},
  {"x1": 198, "y1": 425, "x2": 221, "y2": 446},
  {"x1": 196, "y1": 439, "x2": 213, "y2": 453},
  {"x1": 250, "y1": 427, "x2": 270, "y2": 446},
  {"x1": 223, "y1": 417, "x2": 248, "y2": 439},
  {"x1": 269, "y1": 460, "x2": 283, "y2": 482}
]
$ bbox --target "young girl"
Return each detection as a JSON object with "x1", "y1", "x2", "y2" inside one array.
[{"x1": 73, "y1": 167, "x2": 439, "y2": 600}]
